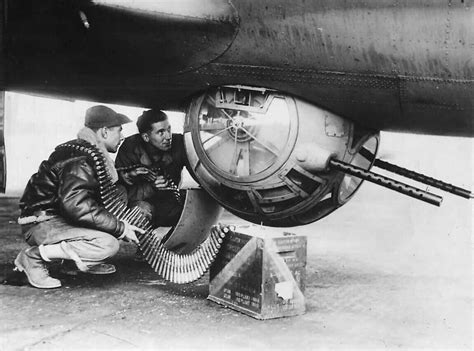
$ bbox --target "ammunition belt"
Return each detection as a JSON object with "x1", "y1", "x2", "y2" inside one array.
[{"x1": 57, "y1": 141, "x2": 225, "y2": 284}]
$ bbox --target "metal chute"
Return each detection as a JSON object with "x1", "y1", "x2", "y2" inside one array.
[{"x1": 162, "y1": 188, "x2": 223, "y2": 254}]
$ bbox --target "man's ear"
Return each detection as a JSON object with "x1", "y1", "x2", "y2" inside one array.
[
  {"x1": 141, "y1": 133, "x2": 149, "y2": 143},
  {"x1": 100, "y1": 127, "x2": 108, "y2": 139}
]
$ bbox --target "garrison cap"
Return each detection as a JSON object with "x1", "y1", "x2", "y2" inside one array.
[{"x1": 84, "y1": 105, "x2": 132, "y2": 128}]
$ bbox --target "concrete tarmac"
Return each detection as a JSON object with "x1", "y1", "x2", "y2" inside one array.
[{"x1": 0, "y1": 183, "x2": 472, "y2": 350}]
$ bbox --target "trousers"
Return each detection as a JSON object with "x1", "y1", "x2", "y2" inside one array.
[{"x1": 23, "y1": 216, "x2": 120, "y2": 263}]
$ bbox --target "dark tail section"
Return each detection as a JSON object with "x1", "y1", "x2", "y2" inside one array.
[{"x1": 0, "y1": 0, "x2": 5, "y2": 91}]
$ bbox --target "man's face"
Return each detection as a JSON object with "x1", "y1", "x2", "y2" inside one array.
[
  {"x1": 144, "y1": 119, "x2": 172, "y2": 151},
  {"x1": 103, "y1": 126, "x2": 124, "y2": 153}
]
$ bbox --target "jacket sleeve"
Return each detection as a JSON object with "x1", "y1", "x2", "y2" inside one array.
[
  {"x1": 115, "y1": 137, "x2": 141, "y2": 185},
  {"x1": 115, "y1": 136, "x2": 156, "y2": 201},
  {"x1": 58, "y1": 158, "x2": 124, "y2": 237},
  {"x1": 115, "y1": 137, "x2": 140, "y2": 170}
]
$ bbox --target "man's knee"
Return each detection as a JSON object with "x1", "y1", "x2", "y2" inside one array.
[
  {"x1": 70, "y1": 233, "x2": 120, "y2": 262},
  {"x1": 95, "y1": 234, "x2": 120, "y2": 259}
]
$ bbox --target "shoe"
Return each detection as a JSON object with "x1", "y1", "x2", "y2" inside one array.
[
  {"x1": 14, "y1": 247, "x2": 61, "y2": 289},
  {"x1": 84, "y1": 263, "x2": 116, "y2": 275}
]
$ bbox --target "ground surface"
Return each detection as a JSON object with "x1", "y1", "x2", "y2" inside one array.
[{"x1": 0, "y1": 184, "x2": 472, "y2": 350}]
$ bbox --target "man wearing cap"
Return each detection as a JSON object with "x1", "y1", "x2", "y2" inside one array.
[
  {"x1": 14, "y1": 105, "x2": 144, "y2": 289},
  {"x1": 115, "y1": 109, "x2": 186, "y2": 228}
]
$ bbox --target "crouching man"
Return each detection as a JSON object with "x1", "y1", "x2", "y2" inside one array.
[
  {"x1": 115, "y1": 109, "x2": 186, "y2": 228},
  {"x1": 14, "y1": 105, "x2": 144, "y2": 289}
]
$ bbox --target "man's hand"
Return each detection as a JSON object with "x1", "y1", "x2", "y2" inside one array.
[
  {"x1": 153, "y1": 175, "x2": 170, "y2": 190},
  {"x1": 134, "y1": 167, "x2": 157, "y2": 182},
  {"x1": 120, "y1": 220, "x2": 145, "y2": 244},
  {"x1": 121, "y1": 167, "x2": 156, "y2": 185}
]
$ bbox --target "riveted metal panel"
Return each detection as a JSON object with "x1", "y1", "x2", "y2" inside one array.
[{"x1": 398, "y1": 76, "x2": 474, "y2": 135}]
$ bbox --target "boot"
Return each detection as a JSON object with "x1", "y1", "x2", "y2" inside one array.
[{"x1": 14, "y1": 247, "x2": 61, "y2": 289}]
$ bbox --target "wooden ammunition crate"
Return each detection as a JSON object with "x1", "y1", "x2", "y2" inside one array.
[{"x1": 208, "y1": 225, "x2": 307, "y2": 319}]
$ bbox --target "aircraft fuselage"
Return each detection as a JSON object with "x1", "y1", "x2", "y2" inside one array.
[{"x1": 1, "y1": 0, "x2": 473, "y2": 136}]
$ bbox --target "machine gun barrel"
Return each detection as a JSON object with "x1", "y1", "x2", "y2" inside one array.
[
  {"x1": 373, "y1": 159, "x2": 473, "y2": 199},
  {"x1": 359, "y1": 147, "x2": 473, "y2": 199},
  {"x1": 329, "y1": 159, "x2": 443, "y2": 206}
]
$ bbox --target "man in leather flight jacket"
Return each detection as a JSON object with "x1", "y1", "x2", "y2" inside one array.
[
  {"x1": 15, "y1": 105, "x2": 144, "y2": 289},
  {"x1": 115, "y1": 109, "x2": 186, "y2": 228}
]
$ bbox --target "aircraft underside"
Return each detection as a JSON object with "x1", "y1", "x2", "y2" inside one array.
[{"x1": 1, "y1": 0, "x2": 472, "y2": 135}]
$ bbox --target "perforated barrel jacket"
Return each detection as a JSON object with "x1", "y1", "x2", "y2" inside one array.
[{"x1": 19, "y1": 139, "x2": 124, "y2": 237}]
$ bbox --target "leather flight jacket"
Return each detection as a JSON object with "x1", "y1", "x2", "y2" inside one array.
[{"x1": 19, "y1": 139, "x2": 125, "y2": 237}]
